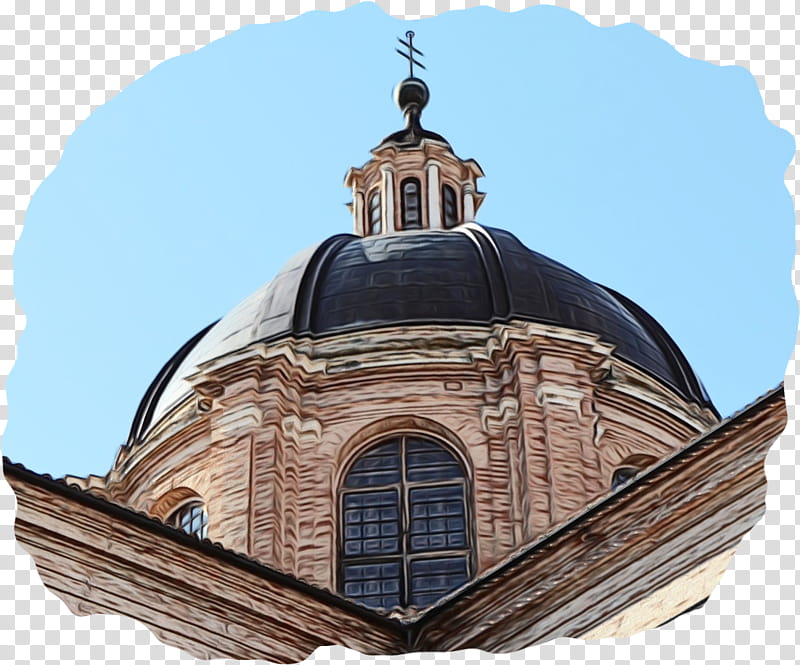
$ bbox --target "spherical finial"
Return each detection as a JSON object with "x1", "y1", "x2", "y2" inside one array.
[{"x1": 394, "y1": 77, "x2": 430, "y2": 116}]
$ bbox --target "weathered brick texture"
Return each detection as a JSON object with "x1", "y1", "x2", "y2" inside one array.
[{"x1": 100, "y1": 323, "x2": 717, "y2": 593}]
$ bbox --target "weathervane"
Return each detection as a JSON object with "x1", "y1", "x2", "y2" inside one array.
[{"x1": 396, "y1": 30, "x2": 425, "y2": 78}]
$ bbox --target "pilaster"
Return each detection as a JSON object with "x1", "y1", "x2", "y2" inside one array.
[
  {"x1": 533, "y1": 349, "x2": 603, "y2": 525},
  {"x1": 477, "y1": 394, "x2": 525, "y2": 562},
  {"x1": 426, "y1": 162, "x2": 441, "y2": 229}
]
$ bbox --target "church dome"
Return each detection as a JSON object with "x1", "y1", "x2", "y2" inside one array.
[
  {"x1": 92, "y1": 38, "x2": 729, "y2": 634},
  {"x1": 128, "y1": 223, "x2": 715, "y2": 444}
]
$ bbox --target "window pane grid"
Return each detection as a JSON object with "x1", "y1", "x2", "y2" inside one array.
[
  {"x1": 409, "y1": 557, "x2": 469, "y2": 608},
  {"x1": 345, "y1": 439, "x2": 401, "y2": 488},
  {"x1": 170, "y1": 501, "x2": 208, "y2": 539},
  {"x1": 342, "y1": 560, "x2": 402, "y2": 610},
  {"x1": 343, "y1": 490, "x2": 401, "y2": 557},
  {"x1": 406, "y1": 439, "x2": 463, "y2": 482},
  {"x1": 408, "y1": 485, "x2": 467, "y2": 553},
  {"x1": 340, "y1": 435, "x2": 470, "y2": 611}
]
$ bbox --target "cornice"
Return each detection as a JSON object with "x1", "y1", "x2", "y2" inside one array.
[{"x1": 111, "y1": 319, "x2": 714, "y2": 478}]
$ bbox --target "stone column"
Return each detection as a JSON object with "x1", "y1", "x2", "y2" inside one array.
[
  {"x1": 203, "y1": 372, "x2": 263, "y2": 556},
  {"x1": 352, "y1": 191, "x2": 364, "y2": 236},
  {"x1": 427, "y1": 162, "x2": 441, "y2": 229},
  {"x1": 249, "y1": 360, "x2": 303, "y2": 570},
  {"x1": 381, "y1": 166, "x2": 395, "y2": 233},
  {"x1": 462, "y1": 183, "x2": 475, "y2": 223}
]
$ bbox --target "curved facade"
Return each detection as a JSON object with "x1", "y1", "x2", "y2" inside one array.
[{"x1": 103, "y1": 319, "x2": 718, "y2": 613}]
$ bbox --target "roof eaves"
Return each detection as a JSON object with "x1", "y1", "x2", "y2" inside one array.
[{"x1": 2, "y1": 455, "x2": 406, "y2": 634}]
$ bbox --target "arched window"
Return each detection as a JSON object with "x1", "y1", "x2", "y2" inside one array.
[
  {"x1": 169, "y1": 501, "x2": 208, "y2": 539},
  {"x1": 442, "y1": 184, "x2": 458, "y2": 229},
  {"x1": 368, "y1": 190, "x2": 382, "y2": 236},
  {"x1": 611, "y1": 467, "x2": 638, "y2": 491},
  {"x1": 400, "y1": 178, "x2": 422, "y2": 229},
  {"x1": 339, "y1": 435, "x2": 470, "y2": 611},
  {"x1": 611, "y1": 454, "x2": 658, "y2": 491}
]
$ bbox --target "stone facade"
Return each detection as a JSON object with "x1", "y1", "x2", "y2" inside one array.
[{"x1": 87, "y1": 321, "x2": 717, "y2": 599}]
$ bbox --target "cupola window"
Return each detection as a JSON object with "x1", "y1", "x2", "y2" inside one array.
[
  {"x1": 442, "y1": 184, "x2": 458, "y2": 228},
  {"x1": 339, "y1": 435, "x2": 471, "y2": 611},
  {"x1": 368, "y1": 190, "x2": 382, "y2": 236},
  {"x1": 169, "y1": 501, "x2": 208, "y2": 539},
  {"x1": 400, "y1": 178, "x2": 422, "y2": 229}
]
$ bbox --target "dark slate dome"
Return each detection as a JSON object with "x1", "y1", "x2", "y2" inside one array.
[{"x1": 128, "y1": 224, "x2": 716, "y2": 443}]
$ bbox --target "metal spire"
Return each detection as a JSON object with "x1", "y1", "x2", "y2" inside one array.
[{"x1": 396, "y1": 31, "x2": 426, "y2": 78}]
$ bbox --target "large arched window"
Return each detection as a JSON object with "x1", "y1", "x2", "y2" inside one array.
[
  {"x1": 169, "y1": 501, "x2": 208, "y2": 539},
  {"x1": 339, "y1": 435, "x2": 470, "y2": 611},
  {"x1": 442, "y1": 184, "x2": 459, "y2": 229},
  {"x1": 400, "y1": 178, "x2": 422, "y2": 229}
]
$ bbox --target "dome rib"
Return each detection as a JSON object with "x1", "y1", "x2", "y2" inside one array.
[
  {"x1": 460, "y1": 225, "x2": 511, "y2": 319},
  {"x1": 601, "y1": 286, "x2": 715, "y2": 412},
  {"x1": 293, "y1": 234, "x2": 356, "y2": 337},
  {"x1": 126, "y1": 321, "x2": 217, "y2": 447}
]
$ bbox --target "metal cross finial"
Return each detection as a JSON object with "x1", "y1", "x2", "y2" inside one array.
[{"x1": 396, "y1": 30, "x2": 426, "y2": 78}]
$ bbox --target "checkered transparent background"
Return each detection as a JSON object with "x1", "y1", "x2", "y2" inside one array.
[{"x1": 1, "y1": 1, "x2": 798, "y2": 663}]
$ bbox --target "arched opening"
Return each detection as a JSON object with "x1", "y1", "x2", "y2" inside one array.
[
  {"x1": 168, "y1": 500, "x2": 208, "y2": 539},
  {"x1": 368, "y1": 190, "x2": 382, "y2": 236},
  {"x1": 611, "y1": 467, "x2": 638, "y2": 491},
  {"x1": 611, "y1": 453, "x2": 659, "y2": 491},
  {"x1": 339, "y1": 435, "x2": 471, "y2": 611},
  {"x1": 442, "y1": 184, "x2": 458, "y2": 228},
  {"x1": 400, "y1": 178, "x2": 422, "y2": 229}
]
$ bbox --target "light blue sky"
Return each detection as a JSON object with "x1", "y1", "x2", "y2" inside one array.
[{"x1": 7, "y1": 4, "x2": 796, "y2": 478}]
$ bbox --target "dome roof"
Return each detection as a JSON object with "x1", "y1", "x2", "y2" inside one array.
[{"x1": 128, "y1": 224, "x2": 716, "y2": 444}]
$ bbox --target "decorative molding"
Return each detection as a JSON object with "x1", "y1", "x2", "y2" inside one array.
[
  {"x1": 535, "y1": 382, "x2": 585, "y2": 418},
  {"x1": 281, "y1": 415, "x2": 322, "y2": 442},
  {"x1": 217, "y1": 404, "x2": 263, "y2": 438},
  {"x1": 480, "y1": 396, "x2": 520, "y2": 432}
]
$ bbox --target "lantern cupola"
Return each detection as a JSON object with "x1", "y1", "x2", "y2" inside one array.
[{"x1": 345, "y1": 32, "x2": 485, "y2": 237}]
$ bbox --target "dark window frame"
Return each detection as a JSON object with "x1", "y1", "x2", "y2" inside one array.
[
  {"x1": 400, "y1": 177, "x2": 423, "y2": 230},
  {"x1": 442, "y1": 184, "x2": 459, "y2": 229},
  {"x1": 337, "y1": 434, "x2": 473, "y2": 611}
]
